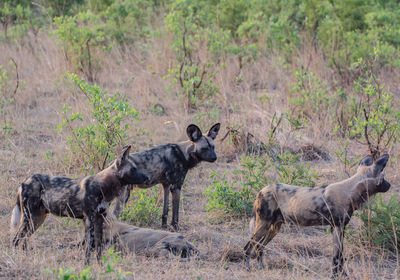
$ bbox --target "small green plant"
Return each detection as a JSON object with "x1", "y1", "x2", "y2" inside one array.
[
  {"x1": 204, "y1": 156, "x2": 271, "y2": 217},
  {"x1": 47, "y1": 249, "x2": 130, "y2": 280},
  {"x1": 204, "y1": 153, "x2": 320, "y2": 218},
  {"x1": 101, "y1": 248, "x2": 132, "y2": 280},
  {"x1": 289, "y1": 69, "x2": 333, "y2": 126},
  {"x1": 357, "y1": 194, "x2": 400, "y2": 253},
  {"x1": 204, "y1": 171, "x2": 258, "y2": 218},
  {"x1": 48, "y1": 266, "x2": 93, "y2": 280},
  {"x1": 275, "y1": 152, "x2": 320, "y2": 187},
  {"x1": 120, "y1": 188, "x2": 161, "y2": 227},
  {"x1": 334, "y1": 140, "x2": 361, "y2": 177},
  {"x1": 59, "y1": 73, "x2": 139, "y2": 173}
]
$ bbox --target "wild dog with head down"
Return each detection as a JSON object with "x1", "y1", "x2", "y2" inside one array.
[
  {"x1": 113, "y1": 123, "x2": 220, "y2": 230},
  {"x1": 103, "y1": 216, "x2": 198, "y2": 258},
  {"x1": 11, "y1": 145, "x2": 148, "y2": 263},
  {"x1": 244, "y1": 154, "x2": 390, "y2": 278}
]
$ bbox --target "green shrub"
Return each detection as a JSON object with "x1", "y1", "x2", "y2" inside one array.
[
  {"x1": 204, "y1": 171, "x2": 257, "y2": 218},
  {"x1": 103, "y1": 0, "x2": 154, "y2": 46},
  {"x1": 54, "y1": 11, "x2": 112, "y2": 82},
  {"x1": 204, "y1": 153, "x2": 319, "y2": 218},
  {"x1": 357, "y1": 194, "x2": 400, "y2": 253},
  {"x1": 274, "y1": 153, "x2": 320, "y2": 187},
  {"x1": 120, "y1": 188, "x2": 161, "y2": 227},
  {"x1": 59, "y1": 73, "x2": 139, "y2": 173},
  {"x1": 348, "y1": 57, "x2": 400, "y2": 157}
]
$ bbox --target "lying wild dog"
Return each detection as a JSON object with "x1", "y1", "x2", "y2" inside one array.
[
  {"x1": 244, "y1": 154, "x2": 390, "y2": 278},
  {"x1": 102, "y1": 216, "x2": 198, "y2": 258},
  {"x1": 113, "y1": 123, "x2": 220, "y2": 230},
  {"x1": 11, "y1": 145, "x2": 148, "y2": 263}
]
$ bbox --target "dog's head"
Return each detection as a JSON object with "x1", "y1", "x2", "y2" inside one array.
[
  {"x1": 356, "y1": 154, "x2": 391, "y2": 192},
  {"x1": 186, "y1": 123, "x2": 220, "y2": 162},
  {"x1": 116, "y1": 145, "x2": 148, "y2": 185}
]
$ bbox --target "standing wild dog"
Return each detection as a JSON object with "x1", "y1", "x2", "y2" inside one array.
[
  {"x1": 113, "y1": 123, "x2": 220, "y2": 230},
  {"x1": 11, "y1": 145, "x2": 148, "y2": 263},
  {"x1": 244, "y1": 154, "x2": 391, "y2": 278},
  {"x1": 103, "y1": 216, "x2": 198, "y2": 258}
]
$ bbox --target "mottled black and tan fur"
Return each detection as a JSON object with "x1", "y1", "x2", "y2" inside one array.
[
  {"x1": 113, "y1": 123, "x2": 220, "y2": 230},
  {"x1": 244, "y1": 154, "x2": 391, "y2": 278},
  {"x1": 103, "y1": 215, "x2": 198, "y2": 258},
  {"x1": 11, "y1": 145, "x2": 148, "y2": 263}
]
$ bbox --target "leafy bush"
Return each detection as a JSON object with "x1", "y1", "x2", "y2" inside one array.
[
  {"x1": 120, "y1": 188, "x2": 161, "y2": 227},
  {"x1": 165, "y1": 0, "x2": 227, "y2": 109},
  {"x1": 204, "y1": 153, "x2": 319, "y2": 218},
  {"x1": 54, "y1": 11, "x2": 112, "y2": 82},
  {"x1": 348, "y1": 57, "x2": 400, "y2": 158},
  {"x1": 103, "y1": 0, "x2": 153, "y2": 46},
  {"x1": 357, "y1": 194, "x2": 400, "y2": 253},
  {"x1": 204, "y1": 171, "x2": 258, "y2": 218},
  {"x1": 289, "y1": 69, "x2": 334, "y2": 125},
  {"x1": 59, "y1": 73, "x2": 139, "y2": 172},
  {"x1": 274, "y1": 153, "x2": 320, "y2": 187}
]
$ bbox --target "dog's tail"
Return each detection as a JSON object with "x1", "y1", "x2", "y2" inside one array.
[
  {"x1": 249, "y1": 205, "x2": 256, "y2": 236},
  {"x1": 10, "y1": 184, "x2": 24, "y2": 233}
]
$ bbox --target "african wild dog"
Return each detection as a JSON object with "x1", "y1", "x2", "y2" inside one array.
[
  {"x1": 244, "y1": 154, "x2": 390, "y2": 278},
  {"x1": 11, "y1": 145, "x2": 148, "y2": 263},
  {"x1": 103, "y1": 215, "x2": 198, "y2": 258},
  {"x1": 113, "y1": 123, "x2": 221, "y2": 230}
]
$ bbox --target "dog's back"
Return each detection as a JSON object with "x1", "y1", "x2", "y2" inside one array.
[{"x1": 104, "y1": 219, "x2": 198, "y2": 258}]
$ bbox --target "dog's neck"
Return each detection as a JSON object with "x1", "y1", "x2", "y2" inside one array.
[
  {"x1": 329, "y1": 171, "x2": 369, "y2": 190},
  {"x1": 350, "y1": 178, "x2": 378, "y2": 210},
  {"x1": 177, "y1": 140, "x2": 201, "y2": 169},
  {"x1": 92, "y1": 166, "x2": 123, "y2": 202}
]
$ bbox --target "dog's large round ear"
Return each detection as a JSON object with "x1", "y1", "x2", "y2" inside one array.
[
  {"x1": 207, "y1": 123, "x2": 221, "y2": 140},
  {"x1": 374, "y1": 154, "x2": 389, "y2": 174},
  {"x1": 116, "y1": 145, "x2": 131, "y2": 169},
  {"x1": 187, "y1": 124, "x2": 202, "y2": 142},
  {"x1": 359, "y1": 155, "x2": 373, "y2": 166}
]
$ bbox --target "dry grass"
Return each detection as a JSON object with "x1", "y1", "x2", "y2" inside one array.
[{"x1": 0, "y1": 32, "x2": 399, "y2": 279}]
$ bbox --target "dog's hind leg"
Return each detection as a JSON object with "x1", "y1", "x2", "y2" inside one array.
[
  {"x1": 113, "y1": 185, "x2": 132, "y2": 217},
  {"x1": 85, "y1": 215, "x2": 95, "y2": 265},
  {"x1": 255, "y1": 219, "x2": 283, "y2": 269},
  {"x1": 13, "y1": 205, "x2": 46, "y2": 249},
  {"x1": 244, "y1": 218, "x2": 270, "y2": 270},
  {"x1": 94, "y1": 213, "x2": 105, "y2": 262},
  {"x1": 331, "y1": 225, "x2": 346, "y2": 279}
]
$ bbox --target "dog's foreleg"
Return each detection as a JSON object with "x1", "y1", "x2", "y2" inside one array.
[
  {"x1": 162, "y1": 184, "x2": 170, "y2": 228},
  {"x1": 171, "y1": 188, "x2": 181, "y2": 231}
]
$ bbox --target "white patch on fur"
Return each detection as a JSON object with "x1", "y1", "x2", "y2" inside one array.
[
  {"x1": 10, "y1": 205, "x2": 20, "y2": 232},
  {"x1": 96, "y1": 201, "x2": 110, "y2": 213},
  {"x1": 249, "y1": 216, "x2": 255, "y2": 237}
]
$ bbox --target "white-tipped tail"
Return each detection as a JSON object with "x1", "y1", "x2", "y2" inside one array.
[
  {"x1": 249, "y1": 215, "x2": 255, "y2": 236},
  {"x1": 10, "y1": 204, "x2": 21, "y2": 232}
]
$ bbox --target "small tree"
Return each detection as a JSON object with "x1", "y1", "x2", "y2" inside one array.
[
  {"x1": 349, "y1": 57, "x2": 400, "y2": 159},
  {"x1": 54, "y1": 11, "x2": 112, "y2": 83},
  {"x1": 59, "y1": 73, "x2": 139, "y2": 173}
]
